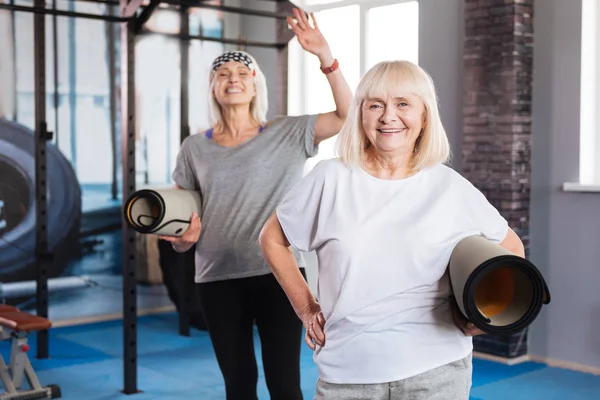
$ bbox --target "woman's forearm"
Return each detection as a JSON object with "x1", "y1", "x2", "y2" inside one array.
[
  {"x1": 259, "y1": 213, "x2": 317, "y2": 318},
  {"x1": 318, "y1": 52, "x2": 352, "y2": 121}
]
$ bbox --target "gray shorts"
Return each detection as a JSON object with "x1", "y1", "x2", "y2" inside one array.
[{"x1": 314, "y1": 353, "x2": 473, "y2": 400}]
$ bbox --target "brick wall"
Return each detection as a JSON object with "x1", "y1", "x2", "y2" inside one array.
[{"x1": 462, "y1": 0, "x2": 534, "y2": 358}]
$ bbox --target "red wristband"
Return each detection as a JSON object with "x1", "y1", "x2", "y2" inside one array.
[{"x1": 320, "y1": 59, "x2": 339, "y2": 75}]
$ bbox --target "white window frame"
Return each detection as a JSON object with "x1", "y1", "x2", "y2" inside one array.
[
  {"x1": 289, "y1": 0, "x2": 419, "y2": 111},
  {"x1": 564, "y1": 0, "x2": 600, "y2": 192}
]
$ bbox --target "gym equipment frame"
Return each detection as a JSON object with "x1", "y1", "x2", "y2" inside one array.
[{"x1": 0, "y1": 0, "x2": 297, "y2": 395}]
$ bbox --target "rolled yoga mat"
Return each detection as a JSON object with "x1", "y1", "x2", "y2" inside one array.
[
  {"x1": 448, "y1": 235, "x2": 550, "y2": 335},
  {"x1": 123, "y1": 189, "x2": 202, "y2": 237}
]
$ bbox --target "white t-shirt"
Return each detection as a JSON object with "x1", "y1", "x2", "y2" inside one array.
[{"x1": 276, "y1": 158, "x2": 509, "y2": 385}]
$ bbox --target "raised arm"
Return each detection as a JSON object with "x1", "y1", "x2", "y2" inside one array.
[{"x1": 288, "y1": 8, "x2": 352, "y2": 145}]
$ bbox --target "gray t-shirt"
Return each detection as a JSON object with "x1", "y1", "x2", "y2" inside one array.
[{"x1": 172, "y1": 114, "x2": 319, "y2": 283}]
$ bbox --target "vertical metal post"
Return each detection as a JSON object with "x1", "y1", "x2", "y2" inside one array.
[
  {"x1": 108, "y1": 5, "x2": 118, "y2": 200},
  {"x1": 34, "y1": 0, "x2": 50, "y2": 360},
  {"x1": 177, "y1": 5, "x2": 191, "y2": 337},
  {"x1": 180, "y1": 6, "x2": 190, "y2": 144},
  {"x1": 120, "y1": 0, "x2": 138, "y2": 394},
  {"x1": 9, "y1": 0, "x2": 17, "y2": 121},
  {"x1": 52, "y1": 0, "x2": 59, "y2": 146},
  {"x1": 68, "y1": 2, "x2": 77, "y2": 165}
]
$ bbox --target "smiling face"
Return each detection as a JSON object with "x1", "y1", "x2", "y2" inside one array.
[
  {"x1": 361, "y1": 92, "x2": 425, "y2": 157},
  {"x1": 212, "y1": 61, "x2": 256, "y2": 107}
]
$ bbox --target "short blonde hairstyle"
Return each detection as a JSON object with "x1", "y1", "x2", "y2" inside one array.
[
  {"x1": 207, "y1": 51, "x2": 269, "y2": 130},
  {"x1": 336, "y1": 60, "x2": 450, "y2": 171}
]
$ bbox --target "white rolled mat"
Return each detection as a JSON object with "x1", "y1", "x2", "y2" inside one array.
[
  {"x1": 448, "y1": 235, "x2": 550, "y2": 335},
  {"x1": 123, "y1": 189, "x2": 202, "y2": 237}
]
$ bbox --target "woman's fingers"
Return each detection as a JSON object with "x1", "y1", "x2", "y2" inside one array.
[
  {"x1": 317, "y1": 311, "x2": 326, "y2": 327},
  {"x1": 298, "y1": 8, "x2": 311, "y2": 28},
  {"x1": 181, "y1": 213, "x2": 201, "y2": 242},
  {"x1": 309, "y1": 12, "x2": 319, "y2": 29},
  {"x1": 305, "y1": 332, "x2": 316, "y2": 350},
  {"x1": 311, "y1": 320, "x2": 326, "y2": 347},
  {"x1": 293, "y1": 8, "x2": 309, "y2": 30},
  {"x1": 190, "y1": 213, "x2": 201, "y2": 233},
  {"x1": 287, "y1": 16, "x2": 302, "y2": 35}
]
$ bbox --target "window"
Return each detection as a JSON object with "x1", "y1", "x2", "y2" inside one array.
[
  {"x1": 365, "y1": 2, "x2": 419, "y2": 70},
  {"x1": 287, "y1": 0, "x2": 419, "y2": 173},
  {"x1": 5, "y1": 2, "x2": 224, "y2": 210},
  {"x1": 577, "y1": 0, "x2": 600, "y2": 188}
]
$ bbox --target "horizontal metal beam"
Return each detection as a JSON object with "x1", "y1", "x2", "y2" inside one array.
[
  {"x1": 134, "y1": 0, "x2": 160, "y2": 32},
  {"x1": 140, "y1": 30, "x2": 287, "y2": 49},
  {"x1": 0, "y1": 3, "x2": 130, "y2": 22},
  {"x1": 161, "y1": 0, "x2": 290, "y2": 20},
  {"x1": 65, "y1": 0, "x2": 120, "y2": 5}
]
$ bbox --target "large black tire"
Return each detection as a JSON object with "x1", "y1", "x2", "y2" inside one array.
[{"x1": 0, "y1": 118, "x2": 82, "y2": 283}]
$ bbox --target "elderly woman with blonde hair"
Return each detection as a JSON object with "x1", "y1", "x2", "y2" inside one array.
[
  {"x1": 259, "y1": 60, "x2": 525, "y2": 399},
  {"x1": 161, "y1": 8, "x2": 352, "y2": 400}
]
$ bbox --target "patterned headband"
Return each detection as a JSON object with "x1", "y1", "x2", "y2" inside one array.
[{"x1": 211, "y1": 51, "x2": 255, "y2": 73}]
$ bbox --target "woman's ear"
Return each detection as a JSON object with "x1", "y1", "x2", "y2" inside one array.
[{"x1": 421, "y1": 108, "x2": 428, "y2": 131}]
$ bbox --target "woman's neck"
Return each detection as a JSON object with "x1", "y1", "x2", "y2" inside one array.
[
  {"x1": 363, "y1": 147, "x2": 417, "y2": 180},
  {"x1": 217, "y1": 106, "x2": 258, "y2": 138}
]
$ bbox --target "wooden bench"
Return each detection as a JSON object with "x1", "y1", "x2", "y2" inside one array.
[{"x1": 0, "y1": 305, "x2": 61, "y2": 399}]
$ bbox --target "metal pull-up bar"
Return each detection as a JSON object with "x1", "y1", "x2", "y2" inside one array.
[
  {"x1": 160, "y1": 0, "x2": 290, "y2": 20},
  {"x1": 0, "y1": 2, "x2": 130, "y2": 21}
]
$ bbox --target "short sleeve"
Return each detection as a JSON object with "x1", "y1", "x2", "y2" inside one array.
[
  {"x1": 276, "y1": 160, "x2": 328, "y2": 252},
  {"x1": 457, "y1": 176, "x2": 509, "y2": 244},
  {"x1": 171, "y1": 136, "x2": 198, "y2": 190},
  {"x1": 278, "y1": 114, "x2": 320, "y2": 157}
]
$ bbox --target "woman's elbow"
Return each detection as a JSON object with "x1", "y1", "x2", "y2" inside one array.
[
  {"x1": 501, "y1": 227, "x2": 525, "y2": 258},
  {"x1": 258, "y1": 223, "x2": 270, "y2": 252},
  {"x1": 514, "y1": 240, "x2": 526, "y2": 258},
  {"x1": 259, "y1": 214, "x2": 278, "y2": 252},
  {"x1": 335, "y1": 108, "x2": 349, "y2": 123}
]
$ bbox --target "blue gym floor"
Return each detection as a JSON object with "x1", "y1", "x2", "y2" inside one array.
[{"x1": 1, "y1": 312, "x2": 598, "y2": 399}]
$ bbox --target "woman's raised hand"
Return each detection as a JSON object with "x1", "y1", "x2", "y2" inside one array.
[{"x1": 287, "y1": 8, "x2": 332, "y2": 61}]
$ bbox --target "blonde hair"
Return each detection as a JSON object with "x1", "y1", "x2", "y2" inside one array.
[
  {"x1": 336, "y1": 60, "x2": 450, "y2": 171},
  {"x1": 207, "y1": 51, "x2": 269, "y2": 130}
]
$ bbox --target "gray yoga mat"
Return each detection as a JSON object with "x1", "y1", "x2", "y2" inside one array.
[
  {"x1": 124, "y1": 189, "x2": 202, "y2": 237},
  {"x1": 449, "y1": 235, "x2": 550, "y2": 335}
]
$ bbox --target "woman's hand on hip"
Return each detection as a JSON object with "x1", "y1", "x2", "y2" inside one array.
[
  {"x1": 450, "y1": 297, "x2": 485, "y2": 337},
  {"x1": 287, "y1": 8, "x2": 332, "y2": 62},
  {"x1": 159, "y1": 212, "x2": 201, "y2": 253},
  {"x1": 299, "y1": 302, "x2": 326, "y2": 350}
]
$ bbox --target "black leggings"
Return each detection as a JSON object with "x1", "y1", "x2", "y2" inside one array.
[{"x1": 196, "y1": 269, "x2": 306, "y2": 400}]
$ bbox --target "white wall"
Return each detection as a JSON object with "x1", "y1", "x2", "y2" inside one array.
[
  {"x1": 418, "y1": 0, "x2": 465, "y2": 173},
  {"x1": 529, "y1": 0, "x2": 600, "y2": 370},
  {"x1": 416, "y1": 0, "x2": 600, "y2": 371}
]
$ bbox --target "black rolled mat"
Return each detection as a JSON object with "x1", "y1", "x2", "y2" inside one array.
[
  {"x1": 448, "y1": 235, "x2": 551, "y2": 335},
  {"x1": 123, "y1": 188, "x2": 202, "y2": 237}
]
